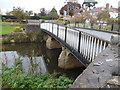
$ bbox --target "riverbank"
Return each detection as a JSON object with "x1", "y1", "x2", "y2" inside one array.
[{"x1": 1, "y1": 30, "x2": 44, "y2": 44}]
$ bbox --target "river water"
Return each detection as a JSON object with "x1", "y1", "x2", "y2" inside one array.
[{"x1": 1, "y1": 43, "x2": 85, "y2": 79}]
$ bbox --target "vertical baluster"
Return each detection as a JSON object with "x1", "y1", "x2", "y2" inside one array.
[
  {"x1": 92, "y1": 38, "x2": 97, "y2": 60},
  {"x1": 57, "y1": 24, "x2": 59, "y2": 37},
  {"x1": 85, "y1": 34, "x2": 87, "y2": 58},
  {"x1": 73, "y1": 31, "x2": 76, "y2": 49},
  {"x1": 96, "y1": 39, "x2": 100, "y2": 57},
  {"x1": 85, "y1": 35, "x2": 89, "y2": 59},
  {"x1": 52, "y1": 23, "x2": 54, "y2": 33},
  {"x1": 90, "y1": 37, "x2": 94, "y2": 61},
  {"x1": 103, "y1": 41, "x2": 106, "y2": 50},
  {"x1": 86, "y1": 35, "x2": 90, "y2": 60},
  {"x1": 83, "y1": 34, "x2": 85, "y2": 57},
  {"x1": 88, "y1": 36, "x2": 92, "y2": 60},
  {"x1": 99, "y1": 40, "x2": 103, "y2": 53},
  {"x1": 80, "y1": 33, "x2": 83, "y2": 53}
]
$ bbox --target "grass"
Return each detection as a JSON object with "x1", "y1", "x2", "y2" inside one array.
[
  {"x1": 1, "y1": 21, "x2": 20, "y2": 25},
  {"x1": 0, "y1": 21, "x2": 22, "y2": 34},
  {"x1": 0, "y1": 25, "x2": 16, "y2": 34}
]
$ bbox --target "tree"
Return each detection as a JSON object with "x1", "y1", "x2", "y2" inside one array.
[
  {"x1": 24, "y1": 10, "x2": 33, "y2": 20},
  {"x1": 47, "y1": 8, "x2": 59, "y2": 19},
  {"x1": 7, "y1": 7, "x2": 33, "y2": 22},
  {"x1": 9, "y1": 7, "x2": 25, "y2": 22},
  {"x1": 97, "y1": 11, "x2": 110, "y2": 23},
  {"x1": 40, "y1": 8, "x2": 47, "y2": 16}
]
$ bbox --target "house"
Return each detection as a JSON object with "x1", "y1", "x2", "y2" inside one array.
[
  {"x1": 88, "y1": 3, "x2": 118, "y2": 18},
  {"x1": 60, "y1": 0, "x2": 81, "y2": 17}
]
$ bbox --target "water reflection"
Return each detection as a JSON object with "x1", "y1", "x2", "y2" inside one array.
[
  {"x1": 1, "y1": 43, "x2": 85, "y2": 79},
  {"x1": 1, "y1": 51, "x2": 48, "y2": 75}
]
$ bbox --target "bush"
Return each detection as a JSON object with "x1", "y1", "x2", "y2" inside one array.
[{"x1": 13, "y1": 27, "x2": 23, "y2": 32}]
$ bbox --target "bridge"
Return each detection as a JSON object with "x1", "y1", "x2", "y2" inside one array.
[{"x1": 27, "y1": 20, "x2": 120, "y2": 88}]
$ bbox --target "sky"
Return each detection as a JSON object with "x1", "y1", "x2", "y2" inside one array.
[{"x1": 0, "y1": 0, "x2": 119, "y2": 15}]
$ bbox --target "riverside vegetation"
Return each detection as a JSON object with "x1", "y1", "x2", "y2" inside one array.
[{"x1": 2, "y1": 58, "x2": 74, "y2": 89}]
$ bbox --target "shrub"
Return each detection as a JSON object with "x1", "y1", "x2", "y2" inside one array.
[{"x1": 13, "y1": 27, "x2": 23, "y2": 32}]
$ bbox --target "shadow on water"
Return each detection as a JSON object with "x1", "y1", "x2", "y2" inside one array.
[{"x1": 1, "y1": 43, "x2": 85, "y2": 79}]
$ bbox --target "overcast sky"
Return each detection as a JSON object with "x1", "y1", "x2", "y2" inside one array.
[{"x1": 0, "y1": 0, "x2": 119, "y2": 15}]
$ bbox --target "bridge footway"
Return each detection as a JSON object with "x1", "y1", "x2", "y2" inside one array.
[{"x1": 58, "y1": 47, "x2": 84, "y2": 69}]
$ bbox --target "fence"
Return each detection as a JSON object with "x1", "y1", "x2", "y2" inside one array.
[{"x1": 41, "y1": 22, "x2": 109, "y2": 63}]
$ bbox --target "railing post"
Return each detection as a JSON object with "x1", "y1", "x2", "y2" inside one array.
[
  {"x1": 111, "y1": 23, "x2": 114, "y2": 31},
  {"x1": 78, "y1": 32, "x2": 81, "y2": 53},
  {"x1": 57, "y1": 24, "x2": 59, "y2": 37},
  {"x1": 84, "y1": 22, "x2": 85, "y2": 28},
  {"x1": 75, "y1": 22, "x2": 76, "y2": 27},
  {"x1": 64, "y1": 27, "x2": 67, "y2": 42}
]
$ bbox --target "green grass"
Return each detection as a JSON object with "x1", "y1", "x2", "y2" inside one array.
[
  {"x1": 1, "y1": 21, "x2": 20, "y2": 25},
  {"x1": 0, "y1": 26, "x2": 16, "y2": 34},
  {"x1": 0, "y1": 21, "x2": 21, "y2": 34}
]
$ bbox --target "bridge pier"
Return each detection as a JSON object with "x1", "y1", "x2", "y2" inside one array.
[
  {"x1": 44, "y1": 35, "x2": 62, "y2": 49},
  {"x1": 58, "y1": 47, "x2": 84, "y2": 69}
]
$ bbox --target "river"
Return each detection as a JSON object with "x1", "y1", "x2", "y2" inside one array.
[{"x1": 1, "y1": 43, "x2": 85, "y2": 79}]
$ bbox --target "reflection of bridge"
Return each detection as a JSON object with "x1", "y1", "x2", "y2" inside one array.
[{"x1": 28, "y1": 21, "x2": 119, "y2": 88}]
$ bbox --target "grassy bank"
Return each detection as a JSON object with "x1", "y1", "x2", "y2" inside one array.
[
  {"x1": 1, "y1": 22, "x2": 20, "y2": 25},
  {"x1": 1, "y1": 26, "x2": 16, "y2": 34},
  {"x1": 1, "y1": 21, "x2": 23, "y2": 34}
]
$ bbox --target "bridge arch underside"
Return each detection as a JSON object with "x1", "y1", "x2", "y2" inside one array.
[{"x1": 41, "y1": 23, "x2": 109, "y2": 67}]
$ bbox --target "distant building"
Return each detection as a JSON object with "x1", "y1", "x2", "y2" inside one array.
[{"x1": 88, "y1": 3, "x2": 118, "y2": 18}]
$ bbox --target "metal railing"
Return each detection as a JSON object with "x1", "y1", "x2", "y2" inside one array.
[{"x1": 41, "y1": 22, "x2": 109, "y2": 64}]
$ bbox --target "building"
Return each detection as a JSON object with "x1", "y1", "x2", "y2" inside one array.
[
  {"x1": 60, "y1": 0, "x2": 81, "y2": 17},
  {"x1": 88, "y1": 3, "x2": 118, "y2": 18}
]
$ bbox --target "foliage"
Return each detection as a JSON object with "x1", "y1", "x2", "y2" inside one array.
[
  {"x1": 97, "y1": 11, "x2": 110, "y2": 23},
  {"x1": 26, "y1": 30, "x2": 44, "y2": 43},
  {"x1": 58, "y1": 18, "x2": 70, "y2": 24},
  {"x1": 13, "y1": 27, "x2": 23, "y2": 32},
  {"x1": 30, "y1": 16, "x2": 40, "y2": 20},
  {"x1": 2, "y1": 58, "x2": 74, "y2": 89},
  {"x1": 2, "y1": 15, "x2": 17, "y2": 20},
  {"x1": 70, "y1": 16, "x2": 85, "y2": 23},
  {"x1": 47, "y1": 8, "x2": 59, "y2": 19},
  {"x1": 39, "y1": 8, "x2": 47, "y2": 16},
  {"x1": 7, "y1": 7, "x2": 33, "y2": 22}
]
